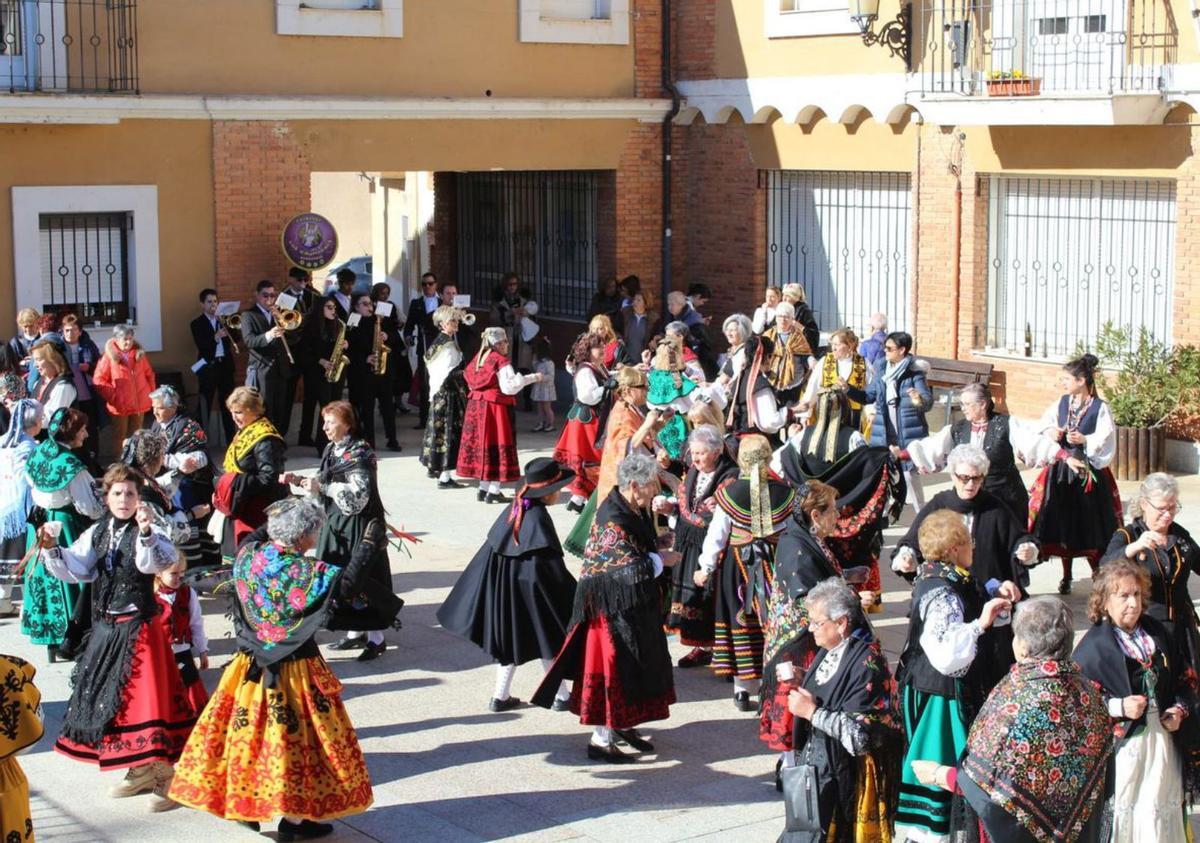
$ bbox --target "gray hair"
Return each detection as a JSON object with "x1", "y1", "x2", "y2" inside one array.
[
  {"x1": 947, "y1": 443, "x2": 990, "y2": 477},
  {"x1": 1012, "y1": 596, "x2": 1074, "y2": 661},
  {"x1": 20, "y1": 400, "x2": 42, "y2": 432},
  {"x1": 149, "y1": 385, "x2": 181, "y2": 408},
  {"x1": 806, "y1": 578, "x2": 862, "y2": 624},
  {"x1": 782, "y1": 282, "x2": 807, "y2": 303},
  {"x1": 667, "y1": 291, "x2": 687, "y2": 308},
  {"x1": 481, "y1": 327, "x2": 507, "y2": 349},
  {"x1": 665, "y1": 320, "x2": 689, "y2": 337},
  {"x1": 112, "y1": 323, "x2": 136, "y2": 341},
  {"x1": 959, "y1": 383, "x2": 990, "y2": 406},
  {"x1": 868, "y1": 312, "x2": 888, "y2": 332},
  {"x1": 126, "y1": 428, "x2": 167, "y2": 469},
  {"x1": 775, "y1": 302, "x2": 796, "y2": 320},
  {"x1": 688, "y1": 424, "x2": 724, "y2": 452},
  {"x1": 722, "y1": 314, "x2": 753, "y2": 343},
  {"x1": 1132, "y1": 471, "x2": 1179, "y2": 520},
  {"x1": 266, "y1": 498, "x2": 327, "y2": 547},
  {"x1": 616, "y1": 452, "x2": 658, "y2": 491}
]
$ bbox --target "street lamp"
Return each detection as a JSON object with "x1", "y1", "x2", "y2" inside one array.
[{"x1": 849, "y1": 0, "x2": 911, "y2": 70}]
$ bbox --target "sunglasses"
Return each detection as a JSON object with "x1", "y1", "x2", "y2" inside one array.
[{"x1": 422, "y1": 281, "x2": 437, "y2": 287}]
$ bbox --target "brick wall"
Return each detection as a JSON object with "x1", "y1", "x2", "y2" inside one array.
[
  {"x1": 633, "y1": 0, "x2": 665, "y2": 99},
  {"x1": 615, "y1": 124, "x2": 663, "y2": 294},
  {"x1": 674, "y1": 0, "x2": 717, "y2": 81},
  {"x1": 430, "y1": 171, "x2": 458, "y2": 284},
  {"x1": 212, "y1": 121, "x2": 311, "y2": 306}
]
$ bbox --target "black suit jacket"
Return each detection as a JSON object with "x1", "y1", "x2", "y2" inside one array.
[
  {"x1": 406, "y1": 297, "x2": 439, "y2": 358},
  {"x1": 242, "y1": 306, "x2": 292, "y2": 378},
  {"x1": 190, "y1": 314, "x2": 234, "y2": 367}
]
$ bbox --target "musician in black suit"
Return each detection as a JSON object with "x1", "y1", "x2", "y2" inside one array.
[
  {"x1": 241, "y1": 279, "x2": 294, "y2": 433},
  {"x1": 284, "y1": 266, "x2": 321, "y2": 316},
  {"x1": 329, "y1": 268, "x2": 356, "y2": 322},
  {"x1": 405, "y1": 272, "x2": 442, "y2": 428},
  {"x1": 190, "y1": 287, "x2": 236, "y2": 441},
  {"x1": 279, "y1": 267, "x2": 318, "y2": 441},
  {"x1": 372, "y1": 282, "x2": 413, "y2": 414}
]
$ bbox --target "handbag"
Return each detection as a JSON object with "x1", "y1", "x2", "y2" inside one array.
[{"x1": 780, "y1": 760, "x2": 823, "y2": 841}]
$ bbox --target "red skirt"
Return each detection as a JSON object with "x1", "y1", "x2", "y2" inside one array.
[
  {"x1": 55, "y1": 617, "x2": 197, "y2": 770},
  {"x1": 567, "y1": 615, "x2": 675, "y2": 730},
  {"x1": 553, "y1": 417, "x2": 601, "y2": 497},
  {"x1": 457, "y1": 399, "x2": 520, "y2": 483}
]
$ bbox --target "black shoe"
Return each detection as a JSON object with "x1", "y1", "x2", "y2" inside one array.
[
  {"x1": 237, "y1": 820, "x2": 261, "y2": 832},
  {"x1": 566, "y1": 500, "x2": 584, "y2": 513},
  {"x1": 485, "y1": 492, "x2": 512, "y2": 504},
  {"x1": 328, "y1": 636, "x2": 367, "y2": 651},
  {"x1": 397, "y1": 404, "x2": 412, "y2": 415},
  {"x1": 775, "y1": 758, "x2": 783, "y2": 792},
  {"x1": 277, "y1": 819, "x2": 333, "y2": 841},
  {"x1": 386, "y1": 441, "x2": 402, "y2": 452},
  {"x1": 477, "y1": 489, "x2": 487, "y2": 502},
  {"x1": 357, "y1": 641, "x2": 386, "y2": 662},
  {"x1": 48, "y1": 645, "x2": 58, "y2": 664},
  {"x1": 614, "y1": 729, "x2": 654, "y2": 753},
  {"x1": 733, "y1": 691, "x2": 753, "y2": 712},
  {"x1": 1058, "y1": 577, "x2": 1072, "y2": 595},
  {"x1": 489, "y1": 696, "x2": 522, "y2": 713},
  {"x1": 437, "y1": 479, "x2": 465, "y2": 489},
  {"x1": 551, "y1": 697, "x2": 571, "y2": 712},
  {"x1": 677, "y1": 648, "x2": 713, "y2": 668},
  {"x1": 587, "y1": 742, "x2": 635, "y2": 764},
  {"x1": 427, "y1": 469, "x2": 438, "y2": 479}
]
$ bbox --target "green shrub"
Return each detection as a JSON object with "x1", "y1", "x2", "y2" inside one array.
[{"x1": 1088, "y1": 323, "x2": 1200, "y2": 428}]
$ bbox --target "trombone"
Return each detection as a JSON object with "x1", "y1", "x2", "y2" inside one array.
[
  {"x1": 220, "y1": 313, "x2": 242, "y2": 354},
  {"x1": 271, "y1": 306, "x2": 304, "y2": 364}
]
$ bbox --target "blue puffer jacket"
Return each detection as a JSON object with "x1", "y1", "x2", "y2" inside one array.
[{"x1": 848, "y1": 356, "x2": 933, "y2": 449}]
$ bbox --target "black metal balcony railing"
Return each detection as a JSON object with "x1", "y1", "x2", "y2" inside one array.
[
  {"x1": 915, "y1": 0, "x2": 1175, "y2": 96},
  {"x1": 0, "y1": 0, "x2": 138, "y2": 94}
]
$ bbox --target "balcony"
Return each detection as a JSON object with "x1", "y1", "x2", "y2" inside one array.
[
  {"x1": 0, "y1": 0, "x2": 138, "y2": 94},
  {"x1": 912, "y1": 0, "x2": 1177, "y2": 124}
]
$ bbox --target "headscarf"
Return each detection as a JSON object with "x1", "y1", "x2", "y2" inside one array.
[
  {"x1": 0, "y1": 371, "x2": 27, "y2": 405},
  {"x1": 0, "y1": 398, "x2": 40, "y2": 448},
  {"x1": 738, "y1": 435, "x2": 774, "y2": 538}
]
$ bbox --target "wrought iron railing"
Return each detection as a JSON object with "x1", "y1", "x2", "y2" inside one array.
[
  {"x1": 914, "y1": 0, "x2": 1175, "y2": 96},
  {"x1": 0, "y1": 0, "x2": 138, "y2": 94}
]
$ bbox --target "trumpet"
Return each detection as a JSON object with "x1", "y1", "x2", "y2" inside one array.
[
  {"x1": 460, "y1": 311, "x2": 476, "y2": 326},
  {"x1": 271, "y1": 306, "x2": 304, "y2": 364},
  {"x1": 220, "y1": 314, "x2": 242, "y2": 354}
]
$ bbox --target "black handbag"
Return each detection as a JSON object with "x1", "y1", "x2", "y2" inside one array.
[{"x1": 780, "y1": 760, "x2": 823, "y2": 841}]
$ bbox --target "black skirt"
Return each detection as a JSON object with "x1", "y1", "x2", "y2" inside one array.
[
  {"x1": 665, "y1": 521, "x2": 715, "y2": 647},
  {"x1": 421, "y1": 380, "x2": 466, "y2": 475},
  {"x1": 1030, "y1": 461, "x2": 1120, "y2": 558},
  {"x1": 437, "y1": 545, "x2": 577, "y2": 666},
  {"x1": 318, "y1": 507, "x2": 403, "y2": 632}
]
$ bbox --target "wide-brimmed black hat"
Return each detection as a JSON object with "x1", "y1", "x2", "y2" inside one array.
[{"x1": 519, "y1": 457, "x2": 575, "y2": 498}]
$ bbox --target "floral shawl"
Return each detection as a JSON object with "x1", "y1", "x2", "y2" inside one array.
[
  {"x1": 223, "y1": 416, "x2": 282, "y2": 474},
  {"x1": 960, "y1": 659, "x2": 1113, "y2": 843},
  {"x1": 26, "y1": 406, "x2": 85, "y2": 493},
  {"x1": 232, "y1": 540, "x2": 340, "y2": 649}
]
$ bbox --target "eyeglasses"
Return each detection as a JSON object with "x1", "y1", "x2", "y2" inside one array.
[
  {"x1": 260, "y1": 291, "x2": 277, "y2": 299},
  {"x1": 953, "y1": 473, "x2": 985, "y2": 486},
  {"x1": 1144, "y1": 498, "x2": 1182, "y2": 516},
  {"x1": 422, "y1": 281, "x2": 437, "y2": 287},
  {"x1": 809, "y1": 617, "x2": 832, "y2": 631}
]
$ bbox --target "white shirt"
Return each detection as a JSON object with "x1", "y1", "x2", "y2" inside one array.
[
  {"x1": 158, "y1": 586, "x2": 209, "y2": 655},
  {"x1": 207, "y1": 315, "x2": 224, "y2": 359},
  {"x1": 1022, "y1": 398, "x2": 1117, "y2": 469},
  {"x1": 41, "y1": 522, "x2": 179, "y2": 614},
  {"x1": 423, "y1": 294, "x2": 439, "y2": 315},
  {"x1": 573, "y1": 367, "x2": 606, "y2": 406},
  {"x1": 498, "y1": 364, "x2": 539, "y2": 396},
  {"x1": 696, "y1": 507, "x2": 785, "y2": 574},
  {"x1": 916, "y1": 585, "x2": 983, "y2": 677},
  {"x1": 31, "y1": 471, "x2": 104, "y2": 520}
]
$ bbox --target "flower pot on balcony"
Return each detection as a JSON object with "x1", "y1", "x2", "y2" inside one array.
[
  {"x1": 985, "y1": 78, "x2": 1042, "y2": 96},
  {"x1": 1113, "y1": 424, "x2": 1167, "y2": 482}
]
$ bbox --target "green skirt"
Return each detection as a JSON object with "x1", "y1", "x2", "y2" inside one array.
[
  {"x1": 20, "y1": 507, "x2": 90, "y2": 647},
  {"x1": 563, "y1": 490, "x2": 598, "y2": 559},
  {"x1": 894, "y1": 685, "x2": 969, "y2": 842}
]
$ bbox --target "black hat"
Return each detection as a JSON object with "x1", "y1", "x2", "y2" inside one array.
[{"x1": 519, "y1": 457, "x2": 575, "y2": 499}]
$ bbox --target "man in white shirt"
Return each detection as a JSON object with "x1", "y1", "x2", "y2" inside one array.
[{"x1": 189, "y1": 288, "x2": 235, "y2": 441}]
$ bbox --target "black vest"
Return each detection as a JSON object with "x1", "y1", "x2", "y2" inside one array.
[
  {"x1": 952, "y1": 415, "x2": 1016, "y2": 483},
  {"x1": 89, "y1": 517, "x2": 157, "y2": 617},
  {"x1": 896, "y1": 569, "x2": 984, "y2": 702}
]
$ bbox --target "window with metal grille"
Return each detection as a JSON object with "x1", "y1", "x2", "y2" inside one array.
[
  {"x1": 985, "y1": 176, "x2": 1175, "y2": 357},
  {"x1": 38, "y1": 212, "x2": 132, "y2": 324},
  {"x1": 764, "y1": 170, "x2": 911, "y2": 335},
  {"x1": 457, "y1": 171, "x2": 600, "y2": 322}
]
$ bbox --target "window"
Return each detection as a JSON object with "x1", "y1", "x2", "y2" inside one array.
[
  {"x1": 11, "y1": 185, "x2": 163, "y2": 351},
  {"x1": 39, "y1": 213, "x2": 132, "y2": 324},
  {"x1": 764, "y1": 170, "x2": 911, "y2": 333},
  {"x1": 985, "y1": 176, "x2": 1175, "y2": 357},
  {"x1": 1084, "y1": 14, "x2": 1107, "y2": 32},
  {"x1": 276, "y1": 0, "x2": 402, "y2": 38},
  {"x1": 519, "y1": 0, "x2": 628, "y2": 44},
  {"x1": 764, "y1": 0, "x2": 858, "y2": 38},
  {"x1": 1037, "y1": 16, "x2": 1068, "y2": 35}
]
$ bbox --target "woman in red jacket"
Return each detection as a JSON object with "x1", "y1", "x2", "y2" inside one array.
[{"x1": 92, "y1": 325, "x2": 156, "y2": 457}]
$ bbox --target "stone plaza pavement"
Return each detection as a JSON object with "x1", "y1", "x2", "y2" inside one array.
[{"x1": 11, "y1": 411, "x2": 1200, "y2": 841}]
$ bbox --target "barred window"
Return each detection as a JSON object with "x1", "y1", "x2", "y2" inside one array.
[
  {"x1": 985, "y1": 176, "x2": 1175, "y2": 357},
  {"x1": 38, "y1": 212, "x2": 132, "y2": 325}
]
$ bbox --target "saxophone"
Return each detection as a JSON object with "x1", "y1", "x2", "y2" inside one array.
[
  {"x1": 372, "y1": 314, "x2": 389, "y2": 376},
  {"x1": 326, "y1": 319, "x2": 348, "y2": 383}
]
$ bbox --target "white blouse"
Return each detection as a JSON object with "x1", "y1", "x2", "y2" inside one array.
[
  {"x1": 916, "y1": 585, "x2": 983, "y2": 677},
  {"x1": 31, "y1": 470, "x2": 104, "y2": 520},
  {"x1": 1022, "y1": 399, "x2": 1116, "y2": 469}
]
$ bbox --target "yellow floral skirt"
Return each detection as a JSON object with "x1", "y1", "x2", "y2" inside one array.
[
  {"x1": 168, "y1": 652, "x2": 372, "y2": 823},
  {"x1": 0, "y1": 758, "x2": 33, "y2": 842}
]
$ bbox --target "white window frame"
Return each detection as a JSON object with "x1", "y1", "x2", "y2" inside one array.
[
  {"x1": 11, "y1": 185, "x2": 162, "y2": 351},
  {"x1": 764, "y1": 0, "x2": 859, "y2": 38},
  {"x1": 276, "y1": 0, "x2": 402, "y2": 39},
  {"x1": 519, "y1": 0, "x2": 629, "y2": 45}
]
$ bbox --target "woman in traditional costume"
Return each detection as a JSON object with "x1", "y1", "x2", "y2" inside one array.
[
  {"x1": 1075, "y1": 559, "x2": 1198, "y2": 842},
  {"x1": 457, "y1": 327, "x2": 542, "y2": 504},
  {"x1": 781, "y1": 579, "x2": 902, "y2": 843},
  {"x1": 1024, "y1": 353, "x2": 1120, "y2": 595},
  {"x1": 920, "y1": 596, "x2": 1113, "y2": 843},
  {"x1": 420, "y1": 304, "x2": 469, "y2": 489},
  {"x1": 760, "y1": 302, "x2": 814, "y2": 406},
  {"x1": 29, "y1": 338, "x2": 76, "y2": 425},
  {"x1": 154, "y1": 559, "x2": 210, "y2": 715},
  {"x1": 715, "y1": 314, "x2": 790, "y2": 438},
  {"x1": 169, "y1": 499, "x2": 381, "y2": 839},
  {"x1": 798, "y1": 328, "x2": 870, "y2": 430},
  {"x1": 150, "y1": 385, "x2": 214, "y2": 527},
  {"x1": 0, "y1": 400, "x2": 39, "y2": 618},
  {"x1": 695, "y1": 434, "x2": 795, "y2": 711},
  {"x1": 893, "y1": 510, "x2": 1013, "y2": 843},
  {"x1": 439, "y1": 457, "x2": 577, "y2": 712},
  {"x1": 213, "y1": 386, "x2": 287, "y2": 558},
  {"x1": 36, "y1": 464, "x2": 193, "y2": 810},
  {"x1": 534, "y1": 453, "x2": 676, "y2": 762},
  {"x1": 288, "y1": 400, "x2": 403, "y2": 663},
  {"x1": 646, "y1": 334, "x2": 700, "y2": 461},
  {"x1": 0, "y1": 654, "x2": 43, "y2": 841},
  {"x1": 660, "y1": 424, "x2": 739, "y2": 669},
  {"x1": 587, "y1": 313, "x2": 626, "y2": 371},
  {"x1": 892, "y1": 444, "x2": 1036, "y2": 695},
  {"x1": 21, "y1": 407, "x2": 103, "y2": 660},
  {"x1": 554, "y1": 332, "x2": 609, "y2": 513}
]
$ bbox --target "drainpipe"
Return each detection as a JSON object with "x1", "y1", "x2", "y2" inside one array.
[
  {"x1": 661, "y1": 0, "x2": 681, "y2": 326},
  {"x1": 949, "y1": 177, "x2": 962, "y2": 359}
]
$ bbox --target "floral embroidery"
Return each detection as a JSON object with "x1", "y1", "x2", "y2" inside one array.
[{"x1": 232, "y1": 542, "x2": 339, "y2": 648}]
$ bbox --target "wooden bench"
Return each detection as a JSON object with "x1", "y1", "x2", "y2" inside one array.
[{"x1": 919, "y1": 356, "x2": 994, "y2": 427}]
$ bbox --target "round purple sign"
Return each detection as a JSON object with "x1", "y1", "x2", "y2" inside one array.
[{"x1": 281, "y1": 212, "x2": 338, "y2": 271}]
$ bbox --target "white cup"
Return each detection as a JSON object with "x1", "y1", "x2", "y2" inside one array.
[{"x1": 776, "y1": 662, "x2": 796, "y2": 683}]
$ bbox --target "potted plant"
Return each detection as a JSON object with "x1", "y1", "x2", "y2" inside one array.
[
  {"x1": 1090, "y1": 323, "x2": 1200, "y2": 480},
  {"x1": 985, "y1": 70, "x2": 1042, "y2": 97}
]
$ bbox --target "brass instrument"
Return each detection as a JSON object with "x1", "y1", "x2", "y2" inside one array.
[
  {"x1": 327, "y1": 319, "x2": 348, "y2": 383},
  {"x1": 220, "y1": 314, "x2": 242, "y2": 354},
  {"x1": 372, "y1": 314, "x2": 389, "y2": 376},
  {"x1": 460, "y1": 312, "x2": 476, "y2": 326},
  {"x1": 271, "y1": 305, "x2": 304, "y2": 364}
]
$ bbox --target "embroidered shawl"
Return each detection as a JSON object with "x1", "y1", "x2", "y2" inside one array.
[
  {"x1": 26, "y1": 407, "x2": 85, "y2": 493},
  {"x1": 232, "y1": 540, "x2": 340, "y2": 649},
  {"x1": 762, "y1": 326, "x2": 812, "y2": 392},
  {"x1": 820, "y1": 352, "x2": 868, "y2": 410},
  {"x1": 223, "y1": 416, "x2": 283, "y2": 474}
]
